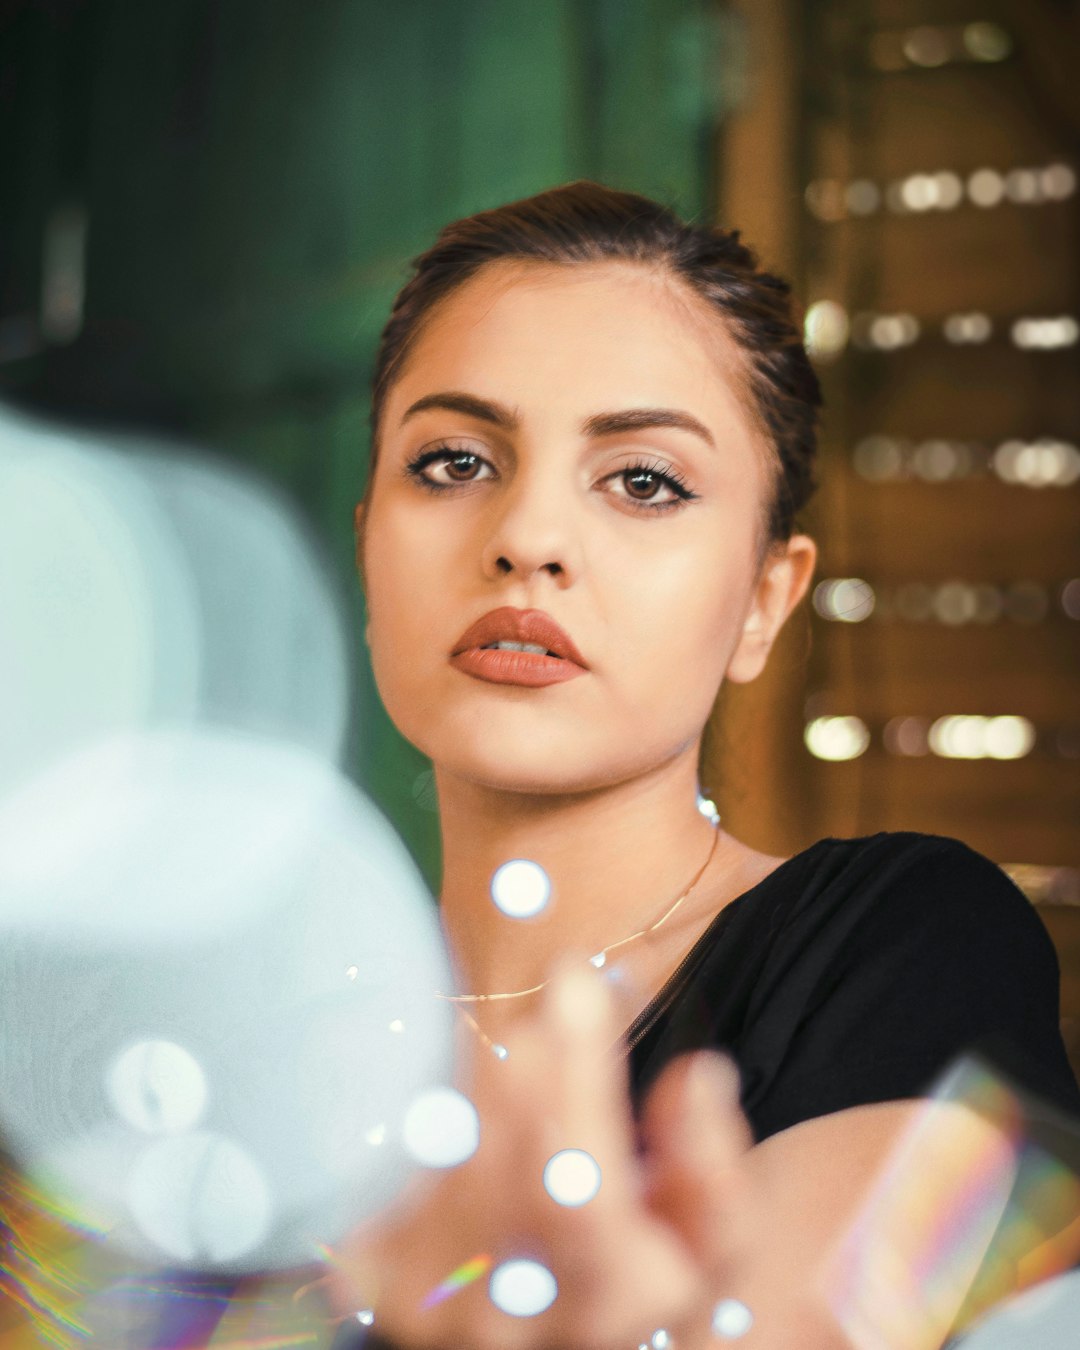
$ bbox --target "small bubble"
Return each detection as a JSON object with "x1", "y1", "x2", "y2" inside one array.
[
  {"x1": 402, "y1": 1087, "x2": 480, "y2": 1168},
  {"x1": 713, "y1": 1298, "x2": 754, "y2": 1338},
  {"x1": 543, "y1": 1149, "x2": 602, "y2": 1207},
  {"x1": 489, "y1": 1259, "x2": 558, "y2": 1317},
  {"x1": 345, "y1": 964, "x2": 359, "y2": 981},
  {"x1": 490, "y1": 858, "x2": 551, "y2": 919}
]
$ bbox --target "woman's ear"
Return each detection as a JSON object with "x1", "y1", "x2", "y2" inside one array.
[{"x1": 725, "y1": 534, "x2": 817, "y2": 685}]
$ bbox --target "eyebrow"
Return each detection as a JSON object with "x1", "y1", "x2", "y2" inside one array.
[{"x1": 400, "y1": 391, "x2": 716, "y2": 450}]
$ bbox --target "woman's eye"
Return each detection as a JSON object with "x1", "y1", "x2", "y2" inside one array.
[
  {"x1": 405, "y1": 447, "x2": 496, "y2": 490},
  {"x1": 604, "y1": 464, "x2": 696, "y2": 511},
  {"x1": 404, "y1": 448, "x2": 696, "y2": 512}
]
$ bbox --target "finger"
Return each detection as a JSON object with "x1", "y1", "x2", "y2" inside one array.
[
  {"x1": 531, "y1": 959, "x2": 641, "y2": 1204},
  {"x1": 639, "y1": 1051, "x2": 753, "y2": 1266}
]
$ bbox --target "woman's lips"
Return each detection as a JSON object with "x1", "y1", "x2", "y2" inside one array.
[{"x1": 449, "y1": 647, "x2": 586, "y2": 687}]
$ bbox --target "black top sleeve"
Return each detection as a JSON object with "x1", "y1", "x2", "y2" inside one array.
[{"x1": 743, "y1": 833, "x2": 1080, "y2": 1140}]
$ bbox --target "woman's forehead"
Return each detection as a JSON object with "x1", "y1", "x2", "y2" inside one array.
[{"x1": 392, "y1": 259, "x2": 752, "y2": 424}]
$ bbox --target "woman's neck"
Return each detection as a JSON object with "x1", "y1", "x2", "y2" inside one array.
[{"x1": 433, "y1": 747, "x2": 732, "y2": 1023}]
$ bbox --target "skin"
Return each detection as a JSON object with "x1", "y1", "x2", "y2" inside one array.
[{"x1": 343, "y1": 259, "x2": 957, "y2": 1348}]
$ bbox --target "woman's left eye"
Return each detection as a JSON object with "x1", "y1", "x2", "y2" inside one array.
[{"x1": 602, "y1": 462, "x2": 698, "y2": 512}]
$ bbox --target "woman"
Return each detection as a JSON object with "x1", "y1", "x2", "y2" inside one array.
[{"x1": 333, "y1": 181, "x2": 1080, "y2": 1350}]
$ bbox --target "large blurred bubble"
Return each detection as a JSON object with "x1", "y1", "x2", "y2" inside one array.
[
  {"x1": 0, "y1": 406, "x2": 456, "y2": 1278},
  {"x1": 0, "y1": 725, "x2": 453, "y2": 1277},
  {"x1": 0, "y1": 404, "x2": 350, "y2": 799}
]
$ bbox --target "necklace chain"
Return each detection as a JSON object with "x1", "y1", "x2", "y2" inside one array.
[{"x1": 434, "y1": 817, "x2": 722, "y2": 1055}]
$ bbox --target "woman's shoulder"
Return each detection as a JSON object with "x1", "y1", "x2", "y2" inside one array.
[
  {"x1": 786, "y1": 828, "x2": 1029, "y2": 906},
  {"x1": 761, "y1": 828, "x2": 1049, "y2": 960}
]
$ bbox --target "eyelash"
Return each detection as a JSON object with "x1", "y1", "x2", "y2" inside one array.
[{"x1": 402, "y1": 445, "x2": 700, "y2": 514}]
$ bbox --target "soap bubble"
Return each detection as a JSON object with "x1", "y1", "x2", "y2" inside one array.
[
  {"x1": 0, "y1": 403, "x2": 349, "y2": 804},
  {"x1": 489, "y1": 1259, "x2": 558, "y2": 1317},
  {"x1": 0, "y1": 732, "x2": 454, "y2": 1272},
  {"x1": 402, "y1": 1087, "x2": 480, "y2": 1168}
]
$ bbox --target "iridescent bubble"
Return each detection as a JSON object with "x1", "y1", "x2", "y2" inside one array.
[
  {"x1": 0, "y1": 731, "x2": 454, "y2": 1272},
  {"x1": 0, "y1": 405, "x2": 350, "y2": 804},
  {"x1": 959, "y1": 1270, "x2": 1080, "y2": 1350},
  {"x1": 822, "y1": 1058, "x2": 1080, "y2": 1350},
  {"x1": 489, "y1": 1259, "x2": 558, "y2": 1317}
]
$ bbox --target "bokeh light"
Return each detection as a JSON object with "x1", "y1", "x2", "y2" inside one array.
[
  {"x1": 968, "y1": 169, "x2": 1006, "y2": 208},
  {"x1": 402, "y1": 1087, "x2": 480, "y2": 1169},
  {"x1": 927, "y1": 716, "x2": 1036, "y2": 760},
  {"x1": 962, "y1": 23, "x2": 1012, "y2": 63},
  {"x1": 712, "y1": 1298, "x2": 754, "y2": 1338},
  {"x1": 490, "y1": 858, "x2": 552, "y2": 919},
  {"x1": 813, "y1": 578, "x2": 876, "y2": 623},
  {"x1": 883, "y1": 717, "x2": 931, "y2": 757},
  {"x1": 489, "y1": 1258, "x2": 558, "y2": 1317},
  {"x1": 804, "y1": 299, "x2": 850, "y2": 359},
  {"x1": 804, "y1": 716, "x2": 871, "y2": 762},
  {"x1": 543, "y1": 1149, "x2": 602, "y2": 1207}
]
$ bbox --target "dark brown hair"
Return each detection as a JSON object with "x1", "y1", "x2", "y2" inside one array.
[{"x1": 367, "y1": 179, "x2": 820, "y2": 546}]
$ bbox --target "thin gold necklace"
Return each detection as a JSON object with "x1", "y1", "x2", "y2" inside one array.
[{"x1": 434, "y1": 812, "x2": 722, "y2": 1059}]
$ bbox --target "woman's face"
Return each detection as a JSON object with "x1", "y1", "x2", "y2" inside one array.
[{"x1": 358, "y1": 260, "x2": 814, "y2": 796}]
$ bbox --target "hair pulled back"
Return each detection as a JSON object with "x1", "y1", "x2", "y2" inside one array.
[{"x1": 369, "y1": 180, "x2": 820, "y2": 544}]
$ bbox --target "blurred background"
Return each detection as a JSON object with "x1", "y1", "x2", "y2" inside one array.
[{"x1": 1, "y1": 0, "x2": 1077, "y2": 1076}]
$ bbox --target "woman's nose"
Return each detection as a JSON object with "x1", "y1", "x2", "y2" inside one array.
[{"x1": 479, "y1": 468, "x2": 582, "y2": 586}]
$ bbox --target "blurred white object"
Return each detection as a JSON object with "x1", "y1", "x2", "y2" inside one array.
[
  {"x1": 0, "y1": 404, "x2": 350, "y2": 801},
  {"x1": 0, "y1": 404, "x2": 455, "y2": 1273}
]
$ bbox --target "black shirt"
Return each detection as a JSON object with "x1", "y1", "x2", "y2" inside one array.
[{"x1": 625, "y1": 830, "x2": 1080, "y2": 1140}]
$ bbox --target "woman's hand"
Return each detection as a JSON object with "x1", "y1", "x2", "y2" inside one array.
[{"x1": 328, "y1": 961, "x2": 755, "y2": 1350}]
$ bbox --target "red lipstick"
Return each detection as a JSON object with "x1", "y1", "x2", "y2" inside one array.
[{"x1": 449, "y1": 606, "x2": 588, "y2": 687}]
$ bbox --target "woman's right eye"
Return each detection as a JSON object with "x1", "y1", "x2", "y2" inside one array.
[{"x1": 404, "y1": 446, "x2": 497, "y2": 491}]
